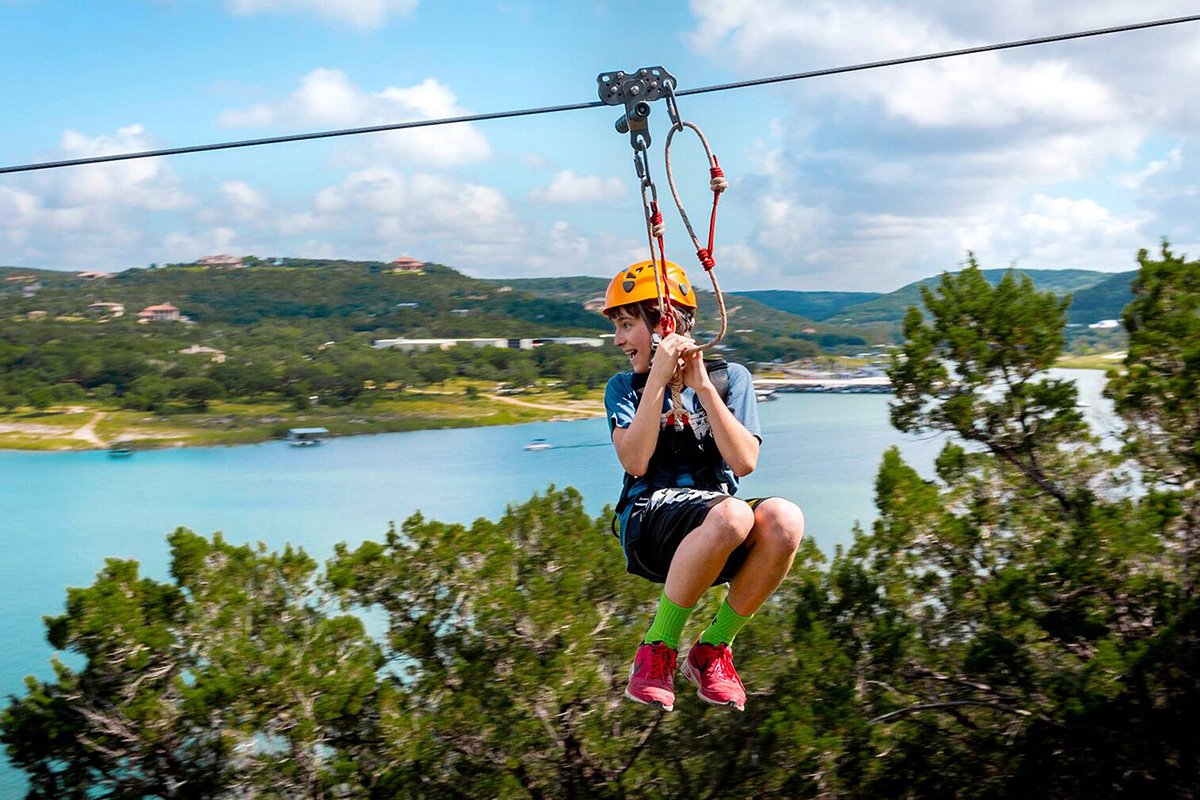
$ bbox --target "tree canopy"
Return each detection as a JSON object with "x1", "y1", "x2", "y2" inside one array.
[{"x1": 4, "y1": 247, "x2": 1198, "y2": 798}]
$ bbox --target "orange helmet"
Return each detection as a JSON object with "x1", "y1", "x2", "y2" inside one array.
[{"x1": 603, "y1": 259, "x2": 697, "y2": 314}]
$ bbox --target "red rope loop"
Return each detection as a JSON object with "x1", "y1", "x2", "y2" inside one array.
[{"x1": 695, "y1": 247, "x2": 715, "y2": 271}]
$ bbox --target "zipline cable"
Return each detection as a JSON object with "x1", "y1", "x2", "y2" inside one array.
[{"x1": 2, "y1": 13, "x2": 1198, "y2": 176}]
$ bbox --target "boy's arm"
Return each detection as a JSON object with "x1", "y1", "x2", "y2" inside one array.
[
  {"x1": 611, "y1": 334, "x2": 690, "y2": 476},
  {"x1": 684, "y1": 351, "x2": 760, "y2": 476}
]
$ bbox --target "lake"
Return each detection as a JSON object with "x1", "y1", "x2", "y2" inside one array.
[{"x1": 0, "y1": 371, "x2": 1110, "y2": 792}]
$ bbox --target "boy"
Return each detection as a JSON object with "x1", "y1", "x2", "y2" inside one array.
[{"x1": 603, "y1": 259, "x2": 805, "y2": 712}]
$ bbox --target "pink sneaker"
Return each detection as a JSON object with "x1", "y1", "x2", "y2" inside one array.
[
  {"x1": 624, "y1": 641, "x2": 677, "y2": 711},
  {"x1": 681, "y1": 639, "x2": 746, "y2": 711}
]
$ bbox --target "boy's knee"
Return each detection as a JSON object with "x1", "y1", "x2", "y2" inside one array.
[
  {"x1": 754, "y1": 498, "x2": 805, "y2": 553},
  {"x1": 706, "y1": 497, "x2": 755, "y2": 546}
]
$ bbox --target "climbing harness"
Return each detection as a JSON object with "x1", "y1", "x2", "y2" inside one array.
[{"x1": 597, "y1": 66, "x2": 730, "y2": 429}]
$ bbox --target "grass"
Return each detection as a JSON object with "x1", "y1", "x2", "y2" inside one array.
[
  {"x1": 0, "y1": 384, "x2": 606, "y2": 452},
  {"x1": 1056, "y1": 352, "x2": 1127, "y2": 370}
]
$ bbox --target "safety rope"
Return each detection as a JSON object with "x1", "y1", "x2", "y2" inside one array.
[
  {"x1": 663, "y1": 84, "x2": 728, "y2": 352},
  {"x1": 611, "y1": 73, "x2": 731, "y2": 430}
]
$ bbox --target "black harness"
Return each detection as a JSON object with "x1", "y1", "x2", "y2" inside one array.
[{"x1": 613, "y1": 358, "x2": 733, "y2": 519}]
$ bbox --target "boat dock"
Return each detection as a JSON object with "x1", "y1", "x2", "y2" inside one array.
[{"x1": 753, "y1": 375, "x2": 892, "y2": 394}]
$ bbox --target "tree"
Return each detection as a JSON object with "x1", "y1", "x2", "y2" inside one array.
[
  {"x1": 26, "y1": 386, "x2": 53, "y2": 411},
  {"x1": 325, "y1": 487, "x2": 837, "y2": 799},
  {"x1": 819, "y1": 256, "x2": 1199, "y2": 796},
  {"x1": 170, "y1": 377, "x2": 224, "y2": 412},
  {"x1": 0, "y1": 530, "x2": 381, "y2": 799}
]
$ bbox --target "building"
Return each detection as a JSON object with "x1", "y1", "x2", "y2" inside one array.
[
  {"x1": 77, "y1": 271, "x2": 114, "y2": 280},
  {"x1": 196, "y1": 255, "x2": 244, "y2": 268},
  {"x1": 178, "y1": 344, "x2": 226, "y2": 363},
  {"x1": 530, "y1": 337, "x2": 604, "y2": 348},
  {"x1": 1088, "y1": 319, "x2": 1121, "y2": 330},
  {"x1": 4, "y1": 274, "x2": 37, "y2": 283},
  {"x1": 390, "y1": 256, "x2": 425, "y2": 273},
  {"x1": 138, "y1": 303, "x2": 181, "y2": 322},
  {"x1": 583, "y1": 296, "x2": 607, "y2": 313},
  {"x1": 87, "y1": 302, "x2": 125, "y2": 318},
  {"x1": 373, "y1": 337, "x2": 510, "y2": 352},
  {"x1": 372, "y1": 336, "x2": 605, "y2": 352}
]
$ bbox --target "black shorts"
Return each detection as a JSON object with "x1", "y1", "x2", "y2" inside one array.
[{"x1": 620, "y1": 488, "x2": 771, "y2": 585}]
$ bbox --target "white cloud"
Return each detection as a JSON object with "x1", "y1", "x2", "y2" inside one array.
[
  {"x1": 529, "y1": 170, "x2": 625, "y2": 204},
  {"x1": 162, "y1": 227, "x2": 241, "y2": 263},
  {"x1": 301, "y1": 167, "x2": 523, "y2": 263},
  {"x1": 682, "y1": 0, "x2": 1200, "y2": 288},
  {"x1": 49, "y1": 125, "x2": 193, "y2": 211},
  {"x1": 220, "y1": 70, "x2": 491, "y2": 167},
  {"x1": 0, "y1": 125, "x2": 195, "y2": 269},
  {"x1": 225, "y1": 0, "x2": 418, "y2": 28},
  {"x1": 219, "y1": 181, "x2": 270, "y2": 222}
]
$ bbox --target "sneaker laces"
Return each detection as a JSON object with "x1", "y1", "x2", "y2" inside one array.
[
  {"x1": 697, "y1": 644, "x2": 741, "y2": 684},
  {"x1": 640, "y1": 643, "x2": 676, "y2": 681}
]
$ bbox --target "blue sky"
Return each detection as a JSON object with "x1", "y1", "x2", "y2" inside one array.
[{"x1": 1, "y1": 0, "x2": 1198, "y2": 290}]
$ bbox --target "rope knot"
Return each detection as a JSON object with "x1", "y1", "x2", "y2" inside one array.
[
  {"x1": 649, "y1": 210, "x2": 665, "y2": 239},
  {"x1": 696, "y1": 248, "x2": 715, "y2": 271},
  {"x1": 709, "y1": 165, "x2": 727, "y2": 193}
]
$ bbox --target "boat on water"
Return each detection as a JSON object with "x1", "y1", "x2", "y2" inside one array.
[
  {"x1": 287, "y1": 427, "x2": 329, "y2": 446},
  {"x1": 107, "y1": 440, "x2": 136, "y2": 457},
  {"x1": 755, "y1": 389, "x2": 779, "y2": 402},
  {"x1": 524, "y1": 438, "x2": 552, "y2": 451}
]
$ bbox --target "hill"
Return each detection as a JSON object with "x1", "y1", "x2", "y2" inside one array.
[
  {"x1": 490, "y1": 274, "x2": 891, "y2": 361},
  {"x1": 730, "y1": 290, "x2": 880, "y2": 321},
  {"x1": 826, "y1": 268, "x2": 1112, "y2": 326},
  {"x1": 1065, "y1": 270, "x2": 1137, "y2": 324},
  {"x1": 2, "y1": 260, "x2": 609, "y2": 338}
]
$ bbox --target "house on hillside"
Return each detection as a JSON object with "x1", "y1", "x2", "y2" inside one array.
[
  {"x1": 4, "y1": 274, "x2": 37, "y2": 283},
  {"x1": 583, "y1": 296, "x2": 607, "y2": 313},
  {"x1": 137, "y1": 303, "x2": 181, "y2": 322},
  {"x1": 390, "y1": 256, "x2": 425, "y2": 274},
  {"x1": 77, "y1": 271, "x2": 114, "y2": 280},
  {"x1": 196, "y1": 255, "x2": 244, "y2": 268}
]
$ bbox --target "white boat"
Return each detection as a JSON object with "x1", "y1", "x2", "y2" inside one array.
[
  {"x1": 755, "y1": 389, "x2": 779, "y2": 402},
  {"x1": 287, "y1": 427, "x2": 329, "y2": 446},
  {"x1": 524, "y1": 438, "x2": 552, "y2": 451}
]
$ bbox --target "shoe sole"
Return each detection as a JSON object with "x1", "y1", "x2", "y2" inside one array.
[
  {"x1": 680, "y1": 660, "x2": 745, "y2": 712},
  {"x1": 624, "y1": 687, "x2": 673, "y2": 712}
]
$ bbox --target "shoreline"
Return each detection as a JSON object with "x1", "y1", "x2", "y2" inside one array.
[
  {"x1": 0, "y1": 364, "x2": 1112, "y2": 453},
  {"x1": 0, "y1": 390, "x2": 607, "y2": 453}
]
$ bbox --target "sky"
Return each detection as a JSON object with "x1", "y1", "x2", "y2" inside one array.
[{"x1": 1, "y1": 0, "x2": 1198, "y2": 291}]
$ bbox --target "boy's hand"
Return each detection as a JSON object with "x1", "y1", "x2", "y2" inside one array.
[
  {"x1": 681, "y1": 347, "x2": 715, "y2": 393},
  {"x1": 649, "y1": 333, "x2": 691, "y2": 385}
]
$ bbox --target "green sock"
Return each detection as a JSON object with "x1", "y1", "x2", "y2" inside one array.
[
  {"x1": 643, "y1": 591, "x2": 694, "y2": 650},
  {"x1": 699, "y1": 598, "x2": 753, "y2": 646}
]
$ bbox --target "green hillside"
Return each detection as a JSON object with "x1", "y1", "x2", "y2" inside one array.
[
  {"x1": 731, "y1": 290, "x2": 880, "y2": 321},
  {"x1": 828, "y1": 268, "x2": 1111, "y2": 326},
  {"x1": 1065, "y1": 270, "x2": 1136, "y2": 324},
  {"x1": 493, "y1": 275, "x2": 891, "y2": 360}
]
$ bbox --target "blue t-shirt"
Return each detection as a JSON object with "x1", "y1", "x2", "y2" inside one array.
[{"x1": 604, "y1": 362, "x2": 761, "y2": 518}]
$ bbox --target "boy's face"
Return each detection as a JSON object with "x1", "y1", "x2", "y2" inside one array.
[{"x1": 612, "y1": 310, "x2": 653, "y2": 373}]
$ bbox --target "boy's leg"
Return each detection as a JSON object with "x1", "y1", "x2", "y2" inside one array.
[
  {"x1": 683, "y1": 498, "x2": 804, "y2": 712},
  {"x1": 624, "y1": 492, "x2": 755, "y2": 711},
  {"x1": 663, "y1": 496, "x2": 756, "y2": 607},
  {"x1": 723, "y1": 498, "x2": 805, "y2": 617}
]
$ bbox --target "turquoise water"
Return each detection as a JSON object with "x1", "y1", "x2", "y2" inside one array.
[{"x1": 1, "y1": 378, "x2": 1108, "y2": 792}]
